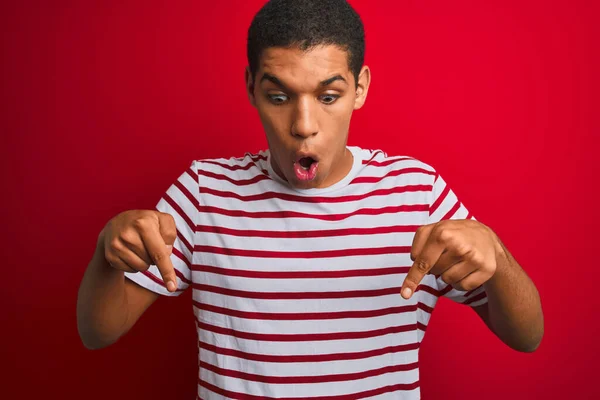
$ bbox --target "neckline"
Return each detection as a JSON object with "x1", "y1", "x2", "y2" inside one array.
[{"x1": 265, "y1": 146, "x2": 362, "y2": 195}]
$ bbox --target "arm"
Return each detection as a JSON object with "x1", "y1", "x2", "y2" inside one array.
[
  {"x1": 76, "y1": 211, "x2": 178, "y2": 349},
  {"x1": 473, "y1": 239, "x2": 544, "y2": 352},
  {"x1": 400, "y1": 219, "x2": 544, "y2": 353},
  {"x1": 76, "y1": 230, "x2": 158, "y2": 349}
]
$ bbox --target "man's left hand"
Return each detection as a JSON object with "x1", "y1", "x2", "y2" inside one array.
[{"x1": 401, "y1": 219, "x2": 502, "y2": 299}]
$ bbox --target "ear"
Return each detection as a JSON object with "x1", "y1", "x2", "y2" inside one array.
[
  {"x1": 353, "y1": 65, "x2": 371, "y2": 110},
  {"x1": 245, "y1": 66, "x2": 256, "y2": 107}
]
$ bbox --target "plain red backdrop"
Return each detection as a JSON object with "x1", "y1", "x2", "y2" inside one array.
[{"x1": 1, "y1": 0, "x2": 598, "y2": 398}]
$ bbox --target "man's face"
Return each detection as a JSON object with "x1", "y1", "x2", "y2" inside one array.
[{"x1": 246, "y1": 45, "x2": 370, "y2": 189}]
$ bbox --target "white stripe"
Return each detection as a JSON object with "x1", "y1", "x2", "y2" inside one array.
[
  {"x1": 199, "y1": 367, "x2": 419, "y2": 398},
  {"x1": 199, "y1": 348, "x2": 419, "y2": 378},
  {"x1": 197, "y1": 325, "x2": 421, "y2": 356}
]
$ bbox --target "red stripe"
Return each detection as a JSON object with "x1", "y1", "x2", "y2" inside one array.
[
  {"x1": 233, "y1": 153, "x2": 267, "y2": 162},
  {"x1": 173, "y1": 179, "x2": 198, "y2": 211},
  {"x1": 246, "y1": 153, "x2": 267, "y2": 161},
  {"x1": 417, "y1": 322, "x2": 428, "y2": 331},
  {"x1": 464, "y1": 291, "x2": 487, "y2": 305},
  {"x1": 362, "y1": 149, "x2": 385, "y2": 164},
  {"x1": 170, "y1": 249, "x2": 191, "y2": 285},
  {"x1": 350, "y1": 167, "x2": 436, "y2": 184},
  {"x1": 199, "y1": 184, "x2": 431, "y2": 204},
  {"x1": 199, "y1": 378, "x2": 420, "y2": 400},
  {"x1": 172, "y1": 247, "x2": 191, "y2": 269},
  {"x1": 194, "y1": 301, "x2": 424, "y2": 320},
  {"x1": 162, "y1": 195, "x2": 196, "y2": 234},
  {"x1": 185, "y1": 167, "x2": 197, "y2": 182},
  {"x1": 195, "y1": 224, "x2": 420, "y2": 238},
  {"x1": 197, "y1": 319, "x2": 418, "y2": 341},
  {"x1": 200, "y1": 159, "x2": 257, "y2": 171},
  {"x1": 363, "y1": 157, "x2": 414, "y2": 167},
  {"x1": 191, "y1": 265, "x2": 411, "y2": 279},
  {"x1": 429, "y1": 183, "x2": 450, "y2": 216},
  {"x1": 198, "y1": 340, "x2": 419, "y2": 363},
  {"x1": 417, "y1": 302, "x2": 434, "y2": 314},
  {"x1": 194, "y1": 283, "x2": 441, "y2": 300},
  {"x1": 174, "y1": 229, "x2": 193, "y2": 253},
  {"x1": 140, "y1": 270, "x2": 184, "y2": 292},
  {"x1": 416, "y1": 284, "x2": 442, "y2": 297},
  {"x1": 198, "y1": 169, "x2": 270, "y2": 186},
  {"x1": 173, "y1": 268, "x2": 191, "y2": 285},
  {"x1": 198, "y1": 359, "x2": 418, "y2": 384},
  {"x1": 194, "y1": 245, "x2": 411, "y2": 259},
  {"x1": 196, "y1": 204, "x2": 428, "y2": 221},
  {"x1": 464, "y1": 285, "x2": 483, "y2": 297},
  {"x1": 194, "y1": 284, "x2": 405, "y2": 300},
  {"x1": 439, "y1": 284, "x2": 453, "y2": 296},
  {"x1": 441, "y1": 201, "x2": 461, "y2": 220}
]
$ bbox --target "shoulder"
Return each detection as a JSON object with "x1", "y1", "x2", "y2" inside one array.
[
  {"x1": 188, "y1": 150, "x2": 269, "y2": 175},
  {"x1": 354, "y1": 147, "x2": 438, "y2": 182}
]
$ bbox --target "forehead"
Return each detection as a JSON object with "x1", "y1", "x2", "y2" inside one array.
[{"x1": 259, "y1": 45, "x2": 351, "y2": 88}]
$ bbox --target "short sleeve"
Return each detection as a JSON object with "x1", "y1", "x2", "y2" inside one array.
[
  {"x1": 125, "y1": 162, "x2": 198, "y2": 296},
  {"x1": 428, "y1": 172, "x2": 488, "y2": 307}
]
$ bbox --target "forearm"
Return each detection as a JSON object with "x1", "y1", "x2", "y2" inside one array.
[
  {"x1": 76, "y1": 231, "x2": 129, "y2": 349},
  {"x1": 481, "y1": 239, "x2": 544, "y2": 352}
]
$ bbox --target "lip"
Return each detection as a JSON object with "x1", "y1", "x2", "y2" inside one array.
[{"x1": 294, "y1": 151, "x2": 319, "y2": 163}]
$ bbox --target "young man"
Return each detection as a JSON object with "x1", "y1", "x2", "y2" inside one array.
[{"x1": 77, "y1": 0, "x2": 544, "y2": 398}]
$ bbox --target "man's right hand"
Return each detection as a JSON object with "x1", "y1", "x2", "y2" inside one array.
[{"x1": 102, "y1": 210, "x2": 178, "y2": 292}]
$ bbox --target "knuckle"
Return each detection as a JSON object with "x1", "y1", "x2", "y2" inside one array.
[
  {"x1": 457, "y1": 243, "x2": 473, "y2": 257},
  {"x1": 131, "y1": 217, "x2": 148, "y2": 230},
  {"x1": 107, "y1": 237, "x2": 122, "y2": 252},
  {"x1": 441, "y1": 271, "x2": 455, "y2": 285},
  {"x1": 132, "y1": 215, "x2": 156, "y2": 231},
  {"x1": 459, "y1": 280, "x2": 476, "y2": 292},
  {"x1": 161, "y1": 212, "x2": 175, "y2": 224},
  {"x1": 150, "y1": 250, "x2": 168, "y2": 264},
  {"x1": 436, "y1": 227, "x2": 454, "y2": 244},
  {"x1": 415, "y1": 259, "x2": 430, "y2": 273},
  {"x1": 119, "y1": 229, "x2": 137, "y2": 245},
  {"x1": 468, "y1": 250, "x2": 483, "y2": 265},
  {"x1": 164, "y1": 229, "x2": 177, "y2": 244},
  {"x1": 410, "y1": 249, "x2": 417, "y2": 262},
  {"x1": 104, "y1": 249, "x2": 116, "y2": 265},
  {"x1": 135, "y1": 260, "x2": 150, "y2": 272}
]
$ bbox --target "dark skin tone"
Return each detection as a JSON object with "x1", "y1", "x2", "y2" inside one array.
[
  {"x1": 77, "y1": 44, "x2": 543, "y2": 355},
  {"x1": 245, "y1": 45, "x2": 371, "y2": 189}
]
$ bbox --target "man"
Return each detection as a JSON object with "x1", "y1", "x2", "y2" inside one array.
[{"x1": 77, "y1": 0, "x2": 544, "y2": 398}]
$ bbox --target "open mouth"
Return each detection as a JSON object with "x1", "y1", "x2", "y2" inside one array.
[
  {"x1": 293, "y1": 156, "x2": 319, "y2": 181},
  {"x1": 298, "y1": 156, "x2": 315, "y2": 170}
]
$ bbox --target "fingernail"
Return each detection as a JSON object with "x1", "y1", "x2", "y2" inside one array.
[
  {"x1": 167, "y1": 281, "x2": 176, "y2": 292},
  {"x1": 402, "y1": 287, "x2": 412, "y2": 299},
  {"x1": 166, "y1": 245, "x2": 173, "y2": 253}
]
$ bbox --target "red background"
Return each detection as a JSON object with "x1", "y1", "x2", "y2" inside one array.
[{"x1": 1, "y1": 0, "x2": 598, "y2": 398}]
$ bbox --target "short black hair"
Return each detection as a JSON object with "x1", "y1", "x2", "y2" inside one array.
[{"x1": 247, "y1": 0, "x2": 365, "y2": 86}]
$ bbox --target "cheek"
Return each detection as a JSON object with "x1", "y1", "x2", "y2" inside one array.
[
  {"x1": 257, "y1": 107, "x2": 290, "y2": 142},
  {"x1": 325, "y1": 108, "x2": 352, "y2": 142}
]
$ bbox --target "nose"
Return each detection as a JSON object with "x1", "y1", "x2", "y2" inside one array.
[{"x1": 291, "y1": 97, "x2": 319, "y2": 138}]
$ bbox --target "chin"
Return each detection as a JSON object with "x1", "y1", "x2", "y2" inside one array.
[{"x1": 286, "y1": 173, "x2": 322, "y2": 189}]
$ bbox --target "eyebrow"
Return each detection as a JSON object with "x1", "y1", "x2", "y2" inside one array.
[{"x1": 259, "y1": 73, "x2": 347, "y2": 89}]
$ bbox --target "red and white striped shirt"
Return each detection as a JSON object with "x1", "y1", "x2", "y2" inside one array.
[{"x1": 126, "y1": 146, "x2": 488, "y2": 400}]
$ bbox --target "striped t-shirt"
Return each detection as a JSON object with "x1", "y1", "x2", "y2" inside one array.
[{"x1": 125, "y1": 146, "x2": 488, "y2": 400}]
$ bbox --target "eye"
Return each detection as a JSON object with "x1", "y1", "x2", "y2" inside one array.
[
  {"x1": 268, "y1": 94, "x2": 289, "y2": 105},
  {"x1": 319, "y1": 94, "x2": 340, "y2": 105}
]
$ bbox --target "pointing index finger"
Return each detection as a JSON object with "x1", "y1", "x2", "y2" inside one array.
[
  {"x1": 139, "y1": 225, "x2": 177, "y2": 292},
  {"x1": 402, "y1": 229, "x2": 446, "y2": 299}
]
